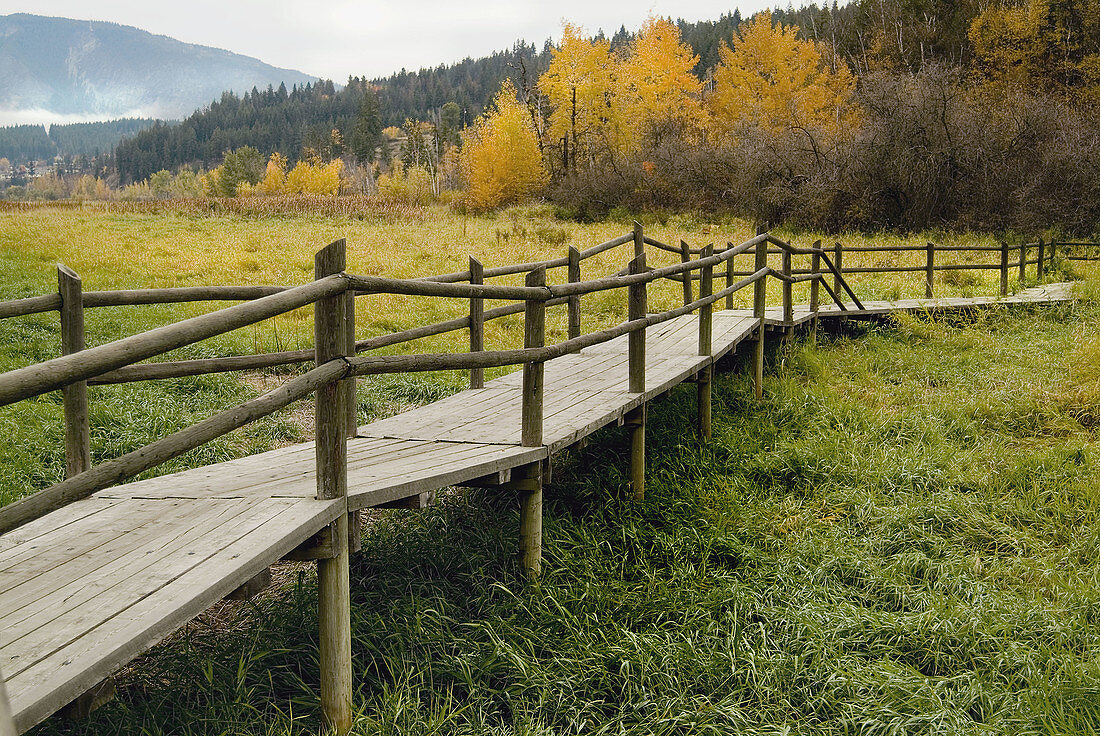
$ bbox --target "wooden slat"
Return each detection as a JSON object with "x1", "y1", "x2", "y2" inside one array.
[{"x1": 5, "y1": 498, "x2": 340, "y2": 733}]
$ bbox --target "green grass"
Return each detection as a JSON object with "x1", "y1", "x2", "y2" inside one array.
[
  {"x1": 0, "y1": 204, "x2": 1054, "y2": 506},
  {"x1": 3, "y1": 205, "x2": 1095, "y2": 733},
  {"x1": 25, "y1": 294, "x2": 1100, "y2": 736}
]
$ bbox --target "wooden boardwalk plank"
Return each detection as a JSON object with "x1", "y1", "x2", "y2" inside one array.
[{"x1": 4, "y1": 497, "x2": 341, "y2": 733}]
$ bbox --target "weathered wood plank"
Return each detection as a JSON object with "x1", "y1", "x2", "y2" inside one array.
[{"x1": 5, "y1": 498, "x2": 340, "y2": 734}]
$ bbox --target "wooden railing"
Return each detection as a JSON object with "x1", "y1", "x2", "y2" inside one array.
[{"x1": 0, "y1": 225, "x2": 1065, "y2": 734}]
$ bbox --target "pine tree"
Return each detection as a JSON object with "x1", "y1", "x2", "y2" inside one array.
[{"x1": 351, "y1": 88, "x2": 383, "y2": 164}]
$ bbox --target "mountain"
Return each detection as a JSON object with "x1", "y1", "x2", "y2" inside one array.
[{"x1": 0, "y1": 13, "x2": 317, "y2": 125}]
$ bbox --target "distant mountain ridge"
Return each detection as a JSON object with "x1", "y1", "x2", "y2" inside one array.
[{"x1": 0, "y1": 13, "x2": 317, "y2": 125}]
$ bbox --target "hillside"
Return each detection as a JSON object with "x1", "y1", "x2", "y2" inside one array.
[
  {"x1": 0, "y1": 13, "x2": 317, "y2": 124},
  {"x1": 0, "y1": 119, "x2": 155, "y2": 166}
]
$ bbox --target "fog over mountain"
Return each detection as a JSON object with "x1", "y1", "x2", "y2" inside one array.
[{"x1": 0, "y1": 13, "x2": 318, "y2": 125}]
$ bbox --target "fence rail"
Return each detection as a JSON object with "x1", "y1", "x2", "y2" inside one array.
[{"x1": 0, "y1": 226, "x2": 1087, "y2": 735}]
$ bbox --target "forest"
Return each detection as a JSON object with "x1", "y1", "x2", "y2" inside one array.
[{"x1": 48, "y1": 0, "x2": 1100, "y2": 233}]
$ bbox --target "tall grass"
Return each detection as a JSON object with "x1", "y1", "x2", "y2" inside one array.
[
  {"x1": 24, "y1": 293, "x2": 1100, "y2": 736},
  {"x1": 1, "y1": 205, "x2": 1059, "y2": 505}
]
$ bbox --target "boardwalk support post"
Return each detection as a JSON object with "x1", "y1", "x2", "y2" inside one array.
[
  {"x1": 925, "y1": 242, "x2": 935, "y2": 299},
  {"x1": 627, "y1": 226, "x2": 647, "y2": 499},
  {"x1": 781, "y1": 247, "x2": 793, "y2": 326},
  {"x1": 0, "y1": 672, "x2": 15, "y2": 736},
  {"x1": 1037, "y1": 237, "x2": 1045, "y2": 280},
  {"x1": 345, "y1": 264, "x2": 357, "y2": 438},
  {"x1": 679, "y1": 240, "x2": 693, "y2": 306},
  {"x1": 809, "y1": 241, "x2": 821, "y2": 344},
  {"x1": 567, "y1": 246, "x2": 581, "y2": 339},
  {"x1": 697, "y1": 244, "x2": 713, "y2": 440},
  {"x1": 314, "y1": 240, "x2": 353, "y2": 736},
  {"x1": 58, "y1": 265, "x2": 90, "y2": 478},
  {"x1": 469, "y1": 256, "x2": 485, "y2": 389},
  {"x1": 519, "y1": 266, "x2": 546, "y2": 575},
  {"x1": 753, "y1": 228, "x2": 768, "y2": 401},
  {"x1": 1000, "y1": 242, "x2": 1010, "y2": 296},
  {"x1": 725, "y1": 244, "x2": 735, "y2": 310},
  {"x1": 833, "y1": 242, "x2": 843, "y2": 299}
]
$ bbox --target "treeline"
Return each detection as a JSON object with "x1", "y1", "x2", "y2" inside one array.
[
  {"x1": 459, "y1": 0, "x2": 1100, "y2": 233},
  {"x1": 0, "y1": 118, "x2": 153, "y2": 164},
  {"x1": 114, "y1": 80, "x2": 381, "y2": 184},
  {"x1": 109, "y1": 0, "x2": 1100, "y2": 233}
]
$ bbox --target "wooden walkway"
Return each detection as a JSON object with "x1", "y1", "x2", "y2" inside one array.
[{"x1": 0, "y1": 281, "x2": 1074, "y2": 733}]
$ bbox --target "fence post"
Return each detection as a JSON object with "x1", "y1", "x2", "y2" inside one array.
[
  {"x1": 697, "y1": 244, "x2": 713, "y2": 440},
  {"x1": 469, "y1": 256, "x2": 485, "y2": 389},
  {"x1": 809, "y1": 241, "x2": 821, "y2": 344},
  {"x1": 1019, "y1": 240, "x2": 1027, "y2": 284},
  {"x1": 925, "y1": 242, "x2": 935, "y2": 299},
  {"x1": 345, "y1": 268, "x2": 358, "y2": 438},
  {"x1": 725, "y1": 244, "x2": 735, "y2": 310},
  {"x1": 567, "y1": 245, "x2": 581, "y2": 339},
  {"x1": 520, "y1": 266, "x2": 546, "y2": 574},
  {"x1": 313, "y1": 240, "x2": 352, "y2": 736},
  {"x1": 678, "y1": 240, "x2": 694, "y2": 306},
  {"x1": 753, "y1": 227, "x2": 768, "y2": 401},
  {"x1": 58, "y1": 265, "x2": 90, "y2": 478},
  {"x1": 833, "y1": 242, "x2": 843, "y2": 299},
  {"x1": 1037, "y1": 237, "x2": 1045, "y2": 280},
  {"x1": 1000, "y1": 241, "x2": 1009, "y2": 296},
  {"x1": 626, "y1": 249, "x2": 648, "y2": 500},
  {"x1": 781, "y1": 247, "x2": 793, "y2": 324}
]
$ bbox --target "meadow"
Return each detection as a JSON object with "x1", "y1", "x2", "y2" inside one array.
[
  {"x1": 0, "y1": 202, "x2": 1037, "y2": 504},
  {"x1": 1, "y1": 203, "x2": 1096, "y2": 734}
]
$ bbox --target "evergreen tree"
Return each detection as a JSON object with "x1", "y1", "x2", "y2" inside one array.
[{"x1": 350, "y1": 88, "x2": 383, "y2": 164}]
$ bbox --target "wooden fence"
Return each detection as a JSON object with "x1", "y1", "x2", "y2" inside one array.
[{"x1": 0, "y1": 226, "x2": 1072, "y2": 734}]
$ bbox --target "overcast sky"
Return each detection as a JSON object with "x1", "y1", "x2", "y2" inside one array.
[{"x1": 2, "y1": 1, "x2": 773, "y2": 80}]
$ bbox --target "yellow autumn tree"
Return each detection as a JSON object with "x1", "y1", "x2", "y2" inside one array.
[
  {"x1": 539, "y1": 23, "x2": 620, "y2": 170},
  {"x1": 970, "y1": 0, "x2": 1100, "y2": 99},
  {"x1": 461, "y1": 80, "x2": 548, "y2": 210},
  {"x1": 617, "y1": 17, "x2": 704, "y2": 152},
  {"x1": 256, "y1": 153, "x2": 288, "y2": 195},
  {"x1": 709, "y1": 12, "x2": 859, "y2": 146},
  {"x1": 283, "y1": 158, "x2": 344, "y2": 195}
]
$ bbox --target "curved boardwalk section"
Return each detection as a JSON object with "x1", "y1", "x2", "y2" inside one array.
[{"x1": 0, "y1": 223, "x2": 1077, "y2": 733}]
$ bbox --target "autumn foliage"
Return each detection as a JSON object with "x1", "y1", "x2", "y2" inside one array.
[{"x1": 461, "y1": 80, "x2": 548, "y2": 211}]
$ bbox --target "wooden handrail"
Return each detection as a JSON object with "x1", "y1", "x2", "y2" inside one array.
[
  {"x1": 346, "y1": 268, "x2": 770, "y2": 377},
  {"x1": 0, "y1": 357, "x2": 350, "y2": 535},
  {"x1": 0, "y1": 273, "x2": 348, "y2": 406}
]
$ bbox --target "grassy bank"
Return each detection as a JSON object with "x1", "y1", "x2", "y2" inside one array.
[{"x1": 23, "y1": 294, "x2": 1100, "y2": 736}]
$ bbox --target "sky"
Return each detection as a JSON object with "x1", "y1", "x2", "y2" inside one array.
[{"x1": 0, "y1": 1, "x2": 773, "y2": 81}]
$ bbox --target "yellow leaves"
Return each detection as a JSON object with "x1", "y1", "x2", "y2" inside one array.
[
  {"x1": 219, "y1": 153, "x2": 344, "y2": 197},
  {"x1": 461, "y1": 80, "x2": 548, "y2": 211},
  {"x1": 256, "y1": 153, "x2": 287, "y2": 195},
  {"x1": 708, "y1": 12, "x2": 859, "y2": 144},
  {"x1": 284, "y1": 158, "x2": 343, "y2": 195},
  {"x1": 201, "y1": 169, "x2": 221, "y2": 197},
  {"x1": 538, "y1": 17, "x2": 705, "y2": 163},
  {"x1": 618, "y1": 16, "x2": 704, "y2": 147},
  {"x1": 969, "y1": 2, "x2": 1040, "y2": 87},
  {"x1": 540, "y1": 23, "x2": 617, "y2": 161},
  {"x1": 969, "y1": 0, "x2": 1100, "y2": 97},
  {"x1": 378, "y1": 162, "x2": 436, "y2": 205}
]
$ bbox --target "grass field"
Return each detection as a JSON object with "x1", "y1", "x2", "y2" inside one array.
[
  {"x1": 2, "y1": 203, "x2": 1096, "y2": 734},
  {"x1": 0, "y1": 203, "x2": 1053, "y2": 504}
]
